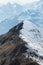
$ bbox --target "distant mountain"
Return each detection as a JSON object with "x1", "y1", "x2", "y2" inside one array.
[
  {"x1": 19, "y1": 0, "x2": 43, "y2": 27},
  {"x1": 0, "y1": 3, "x2": 24, "y2": 22},
  {"x1": 0, "y1": 0, "x2": 43, "y2": 27}
]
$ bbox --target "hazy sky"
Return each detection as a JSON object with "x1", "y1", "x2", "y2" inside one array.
[{"x1": 0, "y1": 0, "x2": 40, "y2": 5}]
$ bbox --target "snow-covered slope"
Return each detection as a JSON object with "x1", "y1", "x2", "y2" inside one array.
[
  {"x1": 20, "y1": 20, "x2": 43, "y2": 43},
  {"x1": 19, "y1": 20, "x2": 43, "y2": 65}
]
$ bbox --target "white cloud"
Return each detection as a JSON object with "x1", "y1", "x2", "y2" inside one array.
[
  {"x1": 0, "y1": 0, "x2": 40, "y2": 5},
  {"x1": 15, "y1": 0, "x2": 40, "y2": 5}
]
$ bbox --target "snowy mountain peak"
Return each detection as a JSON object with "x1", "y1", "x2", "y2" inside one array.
[
  {"x1": 20, "y1": 20, "x2": 42, "y2": 43},
  {"x1": 19, "y1": 20, "x2": 43, "y2": 59}
]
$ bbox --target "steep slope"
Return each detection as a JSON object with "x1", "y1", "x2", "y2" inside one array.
[
  {"x1": 19, "y1": 20, "x2": 43, "y2": 65},
  {"x1": 20, "y1": 20, "x2": 43, "y2": 42},
  {"x1": 0, "y1": 21, "x2": 39, "y2": 65},
  {"x1": 20, "y1": 20, "x2": 43, "y2": 56}
]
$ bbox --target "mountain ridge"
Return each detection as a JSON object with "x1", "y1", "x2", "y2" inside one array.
[{"x1": 0, "y1": 21, "x2": 40, "y2": 65}]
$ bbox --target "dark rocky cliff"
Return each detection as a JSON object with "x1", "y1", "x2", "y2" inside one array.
[{"x1": 0, "y1": 21, "x2": 39, "y2": 65}]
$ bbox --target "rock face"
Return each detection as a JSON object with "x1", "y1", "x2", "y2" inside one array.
[{"x1": 0, "y1": 21, "x2": 39, "y2": 65}]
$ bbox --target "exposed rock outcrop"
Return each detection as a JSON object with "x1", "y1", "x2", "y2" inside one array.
[{"x1": 0, "y1": 21, "x2": 39, "y2": 65}]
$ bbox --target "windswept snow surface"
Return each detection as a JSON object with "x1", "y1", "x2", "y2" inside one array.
[{"x1": 19, "y1": 20, "x2": 43, "y2": 65}]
